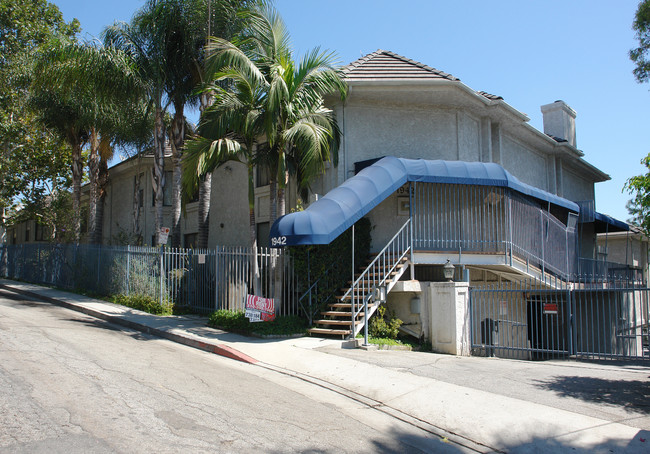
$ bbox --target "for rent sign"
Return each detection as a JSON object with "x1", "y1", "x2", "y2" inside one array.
[{"x1": 245, "y1": 295, "x2": 275, "y2": 322}]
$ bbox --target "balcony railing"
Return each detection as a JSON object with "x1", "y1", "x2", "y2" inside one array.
[{"x1": 411, "y1": 183, "x2": 578, "y2": 280}]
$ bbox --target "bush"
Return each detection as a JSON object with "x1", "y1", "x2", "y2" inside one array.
[
  {"x1": 112, "y1": 293, "x2": 174, "y2": 315},
  {"x1": 369, "y1": 306, "x2": 403, "y2": 339},
  {"x1": 208, "y1": 310, "x2": 250, "y2": 331},
  {"x1": 208, "y1": 310, "x2": 307, "y2": 336}
]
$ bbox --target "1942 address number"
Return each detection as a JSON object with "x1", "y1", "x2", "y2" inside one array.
[{"x1": 271, "y1": 236, "x2": 287, "y2": 246}]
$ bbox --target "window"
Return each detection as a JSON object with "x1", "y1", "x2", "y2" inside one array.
[
  {"x1": 25, "y1": 226, "x2": 30, "y2": 242},
  {"x1": 256, "y1": 222, "x2": 270, "y2": 247},
  {"x1": 184, "y1": 233, "x2": 198, "y2": 249},
  {"x1": 256, "y1": 166, "x2": 271, "y2": 187},
  {"x1": 35, "y1": 223, "x2": 47, "y2": 241}
]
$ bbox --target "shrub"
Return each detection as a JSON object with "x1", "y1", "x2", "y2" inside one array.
[
  {"x1": 369, "y1": 306, "x2": 403, "y2": 339},
  {"x1": 208, "y1": 310, "x2": 307, "y2": 336},
  {"x1": 112, "y1": 293, "x2": 173, "y2": 315},
  {"x1": 208, "y1": 310, "x2": 250, "y2": 331}
]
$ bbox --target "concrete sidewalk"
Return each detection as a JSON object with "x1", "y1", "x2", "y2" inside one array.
[{"x1": 1, "y1": 279, "x2": 648, "y2": 453}]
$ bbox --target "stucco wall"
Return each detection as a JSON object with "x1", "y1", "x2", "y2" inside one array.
[
  {"x1": 561, "y1": 165, "x2": 595, "y2": 202},
  {"x1": 208, "y1": 162, "x2": 250, "y2": 247},
  {"x1": 500, "y1": 135, "x2": 548, "y2": 191},
  {"x1": 342, "y1": 102, "x2": 460, "y2": 174},
  {"x1": 99, "y1": 158, "x2": 250, "y2": 247}
]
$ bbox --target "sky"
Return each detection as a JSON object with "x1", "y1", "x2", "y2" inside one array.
[{"x1": 53, "y1": 0, "x2": 650, "y2": 223}]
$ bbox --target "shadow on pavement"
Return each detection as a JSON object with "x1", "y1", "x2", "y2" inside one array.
[
  {"x1": 265, "y1": 425, "x2": 474, "y2": 453},
  {"x1": 499, "y1": 429, "x2": 650, "y2": 453},
  {"x1": 533, "y1": 375, "x2": 650, "y2": 414}
]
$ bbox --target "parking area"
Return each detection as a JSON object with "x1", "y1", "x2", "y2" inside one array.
[{"x1": 317, "y1": 346, "x2": 650, "y2": 431}]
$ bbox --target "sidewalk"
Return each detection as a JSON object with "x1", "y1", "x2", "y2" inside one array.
[{"x1": 1, "y1": 279, "x2": 648, "y2": 453}]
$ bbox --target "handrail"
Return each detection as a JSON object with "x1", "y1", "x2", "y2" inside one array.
[{"x1": 341, "y1": 218, "x2": 412, "y2": 337}]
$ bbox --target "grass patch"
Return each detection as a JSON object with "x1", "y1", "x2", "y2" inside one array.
[
  {"x1": 208, "y1": 310, "x2": 307, "y2": 336},
  {"x1": 111, "y1": 294, "x2": 174, "y2": 316},
  {"x1": 356, "y1": 334, "x2": 425, "y2": 350}
]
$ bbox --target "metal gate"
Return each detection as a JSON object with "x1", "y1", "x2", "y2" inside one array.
[{"x1": 470, "y1": 277, "x2": 650, "y2": 361}]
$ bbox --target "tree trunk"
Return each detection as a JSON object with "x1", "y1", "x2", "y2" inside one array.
[
  {"x1": 95, "y1": 157, "x2": 109, "y2": 245},
  {"x1": 170, "y1": 106, "x2": 184, "y2": 248},
  {"x1": 153, "y1": 105, "x2": 166, "y2": 246},
  {"x1": 197, "y1": 92, "x2": 213, "y2": 249},
  {"x1": 70, "y1": 135, "x2": 83, "y2": 245},
  {"x1": 248, "y1": 160, "x2": 260, "y2": 295},
  {"x1": 198, "y1": 173, "x2": 211, "y2": 248},
  {"x1": 87, "y1": 127, "x2": 100, "y2": 244},
  {"x1": 132, "y1": 170, "x2": 142, "y2": 244},
  {"x1": 269, "y1": 178, "x2": 277, "y2": 224},
  {"x1": 278, "y1": 169, "x2": 289, "y2": 218}
]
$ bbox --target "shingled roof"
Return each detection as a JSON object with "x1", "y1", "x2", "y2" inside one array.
[
  {"x1": 343, "y1": 50, "x2": 503, "y2": 102},
  {"x1": 343, "y1": 50, "x2": 458, "y2": 81}
]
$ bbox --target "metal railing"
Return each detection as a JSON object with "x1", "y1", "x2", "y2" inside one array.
[
  {"x1": 0, "y1": 243, "x2": 297, "y2": 315},
  {"x1": 577, "y1": 258, "x2": 644, "y2": 284},
  {"x1": 298, "y1": 260, "x2": 342, "y2": 325},
  {"x1": 470, "y1": 276, "x2": 650, "y2": 361},
  {"x1": 341, "y1": 218, "x2": 412, "y2": 338},
  {"x1": 412, "y1": 183, "x2": 578, "y2": 279}
]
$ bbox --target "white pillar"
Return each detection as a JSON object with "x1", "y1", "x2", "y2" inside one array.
[{"x1": 427, "y1": 282, "x2": 471, "y2": 356}]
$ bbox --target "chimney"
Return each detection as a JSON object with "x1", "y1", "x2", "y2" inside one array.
[{"x1": 540, "y1": 100, "x2": 577, "y2": 147}]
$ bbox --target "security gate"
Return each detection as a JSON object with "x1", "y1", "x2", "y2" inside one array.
[{"x1": 470, "y1": 278, "x2": 650, "y2": 361}]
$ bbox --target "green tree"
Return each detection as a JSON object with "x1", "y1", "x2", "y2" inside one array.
[
  {"x1": 631, "y1": 0, "x2": 650, "y2": 83},
  {"x1": 104, "y1": 0, "x2": 257, "y2": 247},
  {"x1": 625, "y1": 154, "x2": 650, "y2": 235},
  {"x1": 31, "y1": 37, "x2": 148, "y2": 244},
  {"x1": 187, "y1": 5, "x2": 347, "y2": 234},
  {"x1": 104, "y1": 12, "x2": 169, "y2": 245},
  {"x1": 0, "y1": 0, "x2": 79, "y2": 239}
]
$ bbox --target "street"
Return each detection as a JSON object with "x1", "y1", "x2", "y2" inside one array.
[{"x1": 0, "y1": 290, "x2": 469, "y2": 453}]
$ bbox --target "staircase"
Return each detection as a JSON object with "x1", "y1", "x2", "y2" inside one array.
[{"x1": 308, "y1": 219, "x2": 412, "y2": 338}]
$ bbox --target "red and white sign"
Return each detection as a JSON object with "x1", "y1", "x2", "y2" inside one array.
[
  {"x1": 543, "y1": 303, "x2": 558, "y2": 315},
  {"x1": 245, "y1": 294, "x2": 275, "y2": 322}
]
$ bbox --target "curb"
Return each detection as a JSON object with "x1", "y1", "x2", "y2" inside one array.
[{"x1": 0, "y1": 283, "x2": 258, "y2": 365}]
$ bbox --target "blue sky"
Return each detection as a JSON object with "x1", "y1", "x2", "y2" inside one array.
[{"x1": 54, "y1": 0, "x2": 650, "y2": 222}]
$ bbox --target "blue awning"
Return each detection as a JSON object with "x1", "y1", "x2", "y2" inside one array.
[
  {"x1": 594, "y1": 212, "x2": 629, "y2": 233},
  {"x1": 269, "y1": 156, "x2": 580, "y2": 247}
]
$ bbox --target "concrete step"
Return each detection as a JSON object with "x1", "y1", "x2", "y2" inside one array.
[{"x1": 307, "y1": 327, "x2": 351, "y2": 338}]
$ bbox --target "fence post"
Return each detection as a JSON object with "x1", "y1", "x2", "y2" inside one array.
[
  {"x1": 159, "y1": 245, "x2": 164, "y2": 306},
  {"x1": 126, "y1": 245, "x2": 131, "y2": 296},
  {"x1": 97, "y1": 245, "x2": 101, "y2": 290},
  {"x1": 539, "y1": 211, "x2": 546, "y2": 279},
  {"x1": 567, "y1": 285, "x2": 575, "y2": 357},
  {"x1": 508, "y1": 197, "x2": 513, "y2": 267}
]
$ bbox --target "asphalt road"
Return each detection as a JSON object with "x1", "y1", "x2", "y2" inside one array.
[
  {"x1": 0, "y1": 289, "x2": 472, "y2": 454},
  {"x1": 318, "y1": 343, "x2": 650, "y2": 431}
]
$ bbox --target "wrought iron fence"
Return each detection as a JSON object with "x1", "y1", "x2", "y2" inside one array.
[
  {"x1": 470, "y1": 275, "x2": 650, "y2": 361},
  {"x1": 0, "y1": 243, "x2": 297, "y2": 315}
]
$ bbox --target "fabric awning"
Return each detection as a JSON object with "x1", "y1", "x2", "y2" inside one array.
[
  {"x1": 593, "y1": 211, "x2": 629, "y2": 233},
  {"x1": 269, "y1": 156, "x2": 580, "y2": 247}
]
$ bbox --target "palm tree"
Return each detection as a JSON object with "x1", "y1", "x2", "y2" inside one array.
[
  {"x1": 186, "y1": 6, "x2": 347, "y2": 303},
  {"x1": 103, "y1": 11, "x2": 169, "y2": 246},
  {"x1": 31, "y1": 37, "x2": 147, "y2": 244},
  {"x1": 183, "y1": 65, "x2": 265, "y2": 290},
  {"x1": 108, "y1": 0, "x2": 260, "y2": 248},
  {"x1": 200, "y1": 6, "x2": 347, "y2": 224}
]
